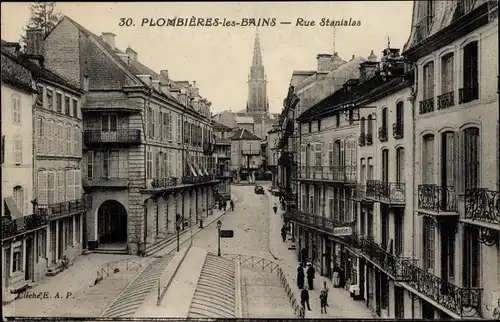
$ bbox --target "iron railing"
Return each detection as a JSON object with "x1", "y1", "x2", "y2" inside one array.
[
  {"x1": 359, "y1": 238, "x2": 417, "y2": 281},
  {"x1": 36, "y1": 195, "x2": 92, "y2": 218},
  {"x1": 418, "y1": 184, "x2": 457, "y2": 213},
  {"x1": 405, "y1": 264, "x2": 483, "y2": 318},
  {"x1": 152, "y1": 174, "x2": 216, "y2": 189},
  {"x1": 83, "y1": 129, "x2": 141, "y2": 145},
  {"x1": 464, "y1": 188, "x2": 500, "y2": 225},
  {"x1": 419, "y1": 97, "x2": 435, "y2": 114},
  {"x1": 151, "y1": 176, "x2": 180, "y2": 189},
  {"x1": 459, "y1": 83, "x2": 479, "y2": 104},
  {"x1": 287, "y1": 210, "x2": 355, "y2": 235},
  {"x1": 438, "y1": 91, "x2": 455, "y2": 109},
  {"x1": 299, "y1": 165, "x2": 357, "y2": 182},
  {"x1": 358, "y1": 133, "x2": 366, "y2": 146},
  {"x1": 218, "y1": 253, "x2": 304, "y2": 319},
  {"x1": 351, "y1": 183, "x2": 372, "y2": 203},
  {"x1": 2, "y1": 213, "x2": 47, "y2": 240},
  {"x1": 94, "y1": 257, "x2": 146, "y2": 285},
  {"x1": 366, "y1": 180, "x2": 405, "y2": 204},
  {"x1": 378, "y1": 126, "x2": 388, "y2": 142},
  {"x1": 392, "y1": 122, "x2": 404, "y2": 139},
  {"x1": 365, "y1": 133, "x2": 373, "y2": 146}
]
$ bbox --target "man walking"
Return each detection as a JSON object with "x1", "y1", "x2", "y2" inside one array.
[
  {"x1": 281, "y1": 226, "x2": 287, "y2": 242},
  {"x1": 300, "y1": 247, "x2": 308, "y2": 267},
  {"x1": 300, "y1": 286, "x2": 311, "y2": 311},
  {"x1": 306, "y1": 262, "x2": 315, "y2": 290},
  {"x1": 230, "y1": 199, "x2": 234, "y2": 211},
  {"x1": 273, "y1": 203, "x2": 278, "y2": 214}
]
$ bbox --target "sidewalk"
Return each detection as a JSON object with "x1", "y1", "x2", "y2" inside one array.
[{"x1": 267, "y1": 193, "x2": 376, "y2": 319}]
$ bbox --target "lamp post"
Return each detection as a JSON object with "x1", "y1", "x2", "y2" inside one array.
[
  {"x1": 175, "y1": 214, "x2": 181, "y2": 252},
  {"x1": 216, "y1": 219, "x2": 222, "y2": 256}
]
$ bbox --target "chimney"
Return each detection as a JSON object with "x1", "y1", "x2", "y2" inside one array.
[
  {"x1": 126, "y1": 46, "x2": 137, "y2": 61},
  {"x1": 160, "y1": 70, "x2": 169, "y2": 81},
  {"x1": 359, "y1": 61, "x2": 380, "y2": 82},
  {"x1": 116, "y1": 53, "x2": 129, "y2": 64},
  {"x1": 191, "y1": 81, "x2": 199, "y2": 97},
  {"x1": 2, "y1": 42, "x2": 21, "y2": 56},
  {"x1": 101, "y1": 32, "x2": 116, "y2": 50},
  {"x1": 152, "y1": 80, "x2": 160, "y2": 91},
  {"x1": 25, "y1": 29, "x2": 44, "y2": 65},
  {"x1": 159, "y1": 81, "x2": 170, "y2": 95},
  {"x1": 316, "y1": 54, "x2": 333, "y2": 72}
]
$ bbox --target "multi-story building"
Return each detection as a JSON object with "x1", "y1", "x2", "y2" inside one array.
[
  {"x1": 213, "y1": 120, "x2": 233, "y2": 200},
  {"x1": 399, "y1": 0, "x2": 499, "y2": 319},
  {"x1": 230, "y1": 128, "x2": 262, "y2": 183},
  {"x1": 266, "y1": 124, "x2": 280, "y2": 188},
  {"x1": 44, "y1": 16, "x2": 218, "y2": 255}
]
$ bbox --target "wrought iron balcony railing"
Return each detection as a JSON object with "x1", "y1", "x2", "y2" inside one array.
[
  {"x1": 365, "y1": 133, "x2": 373, "y2": 146},
  {"x1": 417, "y1": 184, "x2": 457, "y2": 213},
  {"x1": 83, "y1": 130, "x2": 141, "y2": 145},
  {"x1": 404, "y1": 264, "x2": 482, "y2": 318},
  {"x1": 459, "y1": 83, "x2": 479, "y2": 104},
  {"x1": 419, "y1": 97, "x2": 435, "y2": 114},
  {"x1": 299, "y1": 165, "x2": 357, "y2": 183},
  {"x1": 2, "y1": 213, "x2": 48, "y2": 240},
  {"x1": 181, "y1": 174, "x2": 216, "y2": 185},
  {"x1": 36, "y1": 195, "x2": 92, "y2": 218},
  {"x1": 366, "y1": 180, "x2": 405, "y2": 204},
  {"x1": 437, "y1": 91, "x2": 455, "y2": 110},
  {"x1": 464, "y1": 188, "x2": 499, "y2": 225},
  {"x1": 151, "y1": 176, "x2": 180, "y2": 189},
  {"x1": 378, "y1": 126, "x2": 388, "y2": 142},
  {"x1": 392, "y1": 122, "x2": 404, "y2": 139},
  {"x1": 351, "y1": 183, "x2": 372, "y2": 202},
  {"x1": 358, "y1": 133, "x2": 366, "y2": 146},
  {"x1": 359, "y1": 238, "x2": 417, "y2": 281}
]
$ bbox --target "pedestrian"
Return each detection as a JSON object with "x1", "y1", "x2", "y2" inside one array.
[
  {"x1": 281, "y1": 226, "x2": 287, "y2": 242},
  {"x1": 306, "y1": 262, "x2": 315, "y2": 290},
  {"x1": 273, "y1": 204, "x2": 278, "y2": 214},
  {"x1": 223, "y1": 200, "x2": 227, "y2": 211},
  {"x1": 332, "y1": 264, "x2": 341, "y2": 287},
  {"x1": 300, "y1": 286, "x2": 311, "y2": 311},
  {"x1": 321, "y1": 280, "x2": 330, "y2": 307},
  {"x1": 296, "y1": 263, "x2": 305, "y2": 289},
  {"x1": 230, "y1": 200, "x2": 234, "y2": 211},
  {"x1": 300, "y1": 247, "x2": 308, "y2": 267},
  {"x1": 320, "y1": 287, "x2": 328, "y2": 314}
]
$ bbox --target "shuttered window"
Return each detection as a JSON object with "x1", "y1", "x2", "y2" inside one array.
[
  {"x1": 74, "y1": 170, "x2": 81, "y2": 199},
  {"x1": 58, "y1": 122, "x2": 64, "y2": 154},
  {"x1": 463, "y1": 127, "x2": 479, "y2": 190},
  {"x1": 146, "y1": 148, "x2": 153, "y2": 179},
  {"x1": 12, "y1": 95, "x2": 21, "y2": 124},
  {"x1": 176, "y1": 115, "x2": 181, "y2": 143},
  {"x1": 87, "y1": 151, "x2": 94, "y2": 179},
  {"x1": 177, "y1": 151, "x2": 181, "y2": 177},
  {"x1": 65, "y1": 169, "x2": 75, "y2": 201},
  {"x1": 37, "y1": 171, "x2": 48, "y2": 205},
  {"x1": 48, "y1": 120, "x2": 54, "y2": 155},
  {"x1": 57, "y1": 170, "x2": 65, "y2": 202},
  {"x1": 14, "y1": 136, "x2": 22, "y2": 165},
  {"x1": 168, "y1": 112, "x2": 173, "y2": 140},
  {"x1": 423, "y1": 62, "x2": 435, "y2": 99},
  {"x1": 441, "y1": 132, "x2": 456, "y2": 187},
  {"x1": 73, "y1": 127, "x2": 79, "y2": 156},
  {"x1": 73, "y1": 99, "x2": 79, "y2": 119},
  {"x1": 396, "y1": 148, "x2": 405, "y2": 184},
  {"x1": 159, "y1": 111, "x2": 163, "y2": 139},
  {"x1": 441, "y1": 53, "x2": 454, "y2": 93},
  {"x1": 314, "y1": 143, "x2": 322, "y2": 167},
  {"x1": 422, "y1": 134, "x2": 435, "y2": 184},
  {"x1": 65, "y1": 125, "x2": 71, "y2": 155},
  {"x1": 47, "y1": 171, "x2": 56, "y2": 204},
  {"x1": 37, "y1": 118, "x2": 43, "y2": 154}
]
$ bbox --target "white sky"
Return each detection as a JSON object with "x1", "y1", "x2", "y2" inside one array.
[{"x1": 1, "y1": 1, "x2": 413, "y2": 113}]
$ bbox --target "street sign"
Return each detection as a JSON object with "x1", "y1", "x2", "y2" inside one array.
[
  {"x1": 332, "y1": 227, "x2": 353, "y2": 237},
  {"x1": 219, "y1": 230, "x2": 234, "y2": 238}
]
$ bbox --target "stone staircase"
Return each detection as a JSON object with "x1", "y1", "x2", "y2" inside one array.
[
  {"x1": 241, "y1": 266, "x2": 295, "y2": 318},
  {"x1": 187, "y1": 254, "x2": 236, "y2": 318},
  {"x1": 101, "y1": 254, "x2": 173, "y2": 317}
]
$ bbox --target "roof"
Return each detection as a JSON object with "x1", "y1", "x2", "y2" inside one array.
[
  {"x1": 236, "y1": 116, "x2": 255, "y2": 124},
  {"x1": 231, "y1": 128, "x2": 261, "y2": 141},
  {"x1": 82, "y1": 96, "x2": 142, "y2": 112},
  {"x1": 1, "y1": 50, "x2": 34, "y2": 93},
  {"x1": 212, "y1": 120, "x2": 232, "y2": 132}
]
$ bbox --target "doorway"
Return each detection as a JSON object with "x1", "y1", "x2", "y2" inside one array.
[
  {"x1": 25, "y1": 237, "x2": 34, "y2": 281},
  {"x1": 98, "y1": 200, "x2": 128, "y2": 244}
]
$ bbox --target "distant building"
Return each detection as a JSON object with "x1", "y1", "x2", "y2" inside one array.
[
  {"x1": 266, "y1": 124, "x2": 280, "y2": 188},
  {"x1": 230, "y1": 128, "x2": 262, "y2": 183},
  {"x1": 213, "y1": 121, "x2": 233, "y2": 200}
]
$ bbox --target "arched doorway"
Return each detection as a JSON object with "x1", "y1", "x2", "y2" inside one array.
[
  {"x1": 98, "y1": 200, "x2": 127, "y2": 244},
  {"x1": 264, "y1": 171, "x2": 273, "y2": 182}
]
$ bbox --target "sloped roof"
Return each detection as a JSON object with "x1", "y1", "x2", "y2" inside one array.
[
  {"x1": 212, "y1": 120, "x2": 232, "y2": 132},
  {"x1": 231, "y1": 128, "x2": 261, "y2": 140},
  {"x1": 236, "y1": 116, "x2": 254, "y2": 124},
  {"x1": 1, "y1": 49, "x2": 33, "y2": 92}
]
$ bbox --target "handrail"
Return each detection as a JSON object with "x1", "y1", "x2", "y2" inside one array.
[
  {"x1": 93, "y1": 257, "x2": 146, "y2": 285},
  {"x1": 216, "y1": 253, "x2": 305, "y2": 319}
]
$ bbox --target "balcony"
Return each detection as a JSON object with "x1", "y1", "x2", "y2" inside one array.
[
  {"x1": 241, "y1": 149, "x2": 261, "y2": 156},
  {"x1": 378, "y1": 126, "x2": 388, "y2": 142},
  {"x1": 36, "y1": 195, "x2": 92, "y2": 220},
  {"x1": 403, "y1": 264, "x2": 482, "y2": 318},
  {"x1": 287, "y1": 210, "x2": 356, "y2": 239},
  {"x1": 459, "y1": 83, "x2": 479, "y2": 104},
  {"x1": 437, "y1": 91, "x2": 455, "y2": 110},
  {"x1": 350, "y1": 183, "x2": 373, "y2": 203},
  {"x1": 2, "y1": 213, "x2": 48, "y2": 240},
  {"x1": 358, "y1": 133, "x2": 366, "y2": 146},
  {"x1": 151, "y1": 176, "x2": 181, "y2": 189},
  {"x1": 84, "y1": 130, "x2": 141, "y2": 145},
  {"x1": 419, "y1": 97, "x2": 435, "y2": 114},
  {"x1": 417, "y1": 185, "x2": 458, "y2": 215},
  {"x1": 299, "y1": 165, "x2": 357, "y2": 183},
  {"x1": 366, "y1": 180, "x2": 405, "y2": 205},
  {"x1": 392, "y1": 122, "x2": 404, "y2": 139},
  {"x1": 365, "y1": 133, "x2": 373, "y2": 146},
  {"x1": 464, "y1": 188, "x2": 499, "y2": 226},
  {"x1": 359, "y1": 238, "x2": 417, "y2": 281}
]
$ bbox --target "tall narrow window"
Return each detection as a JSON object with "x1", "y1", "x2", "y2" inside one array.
[
  {"x1": 367, "y1": 157, "x2": 374, "y2": 180},
  {"x1": 441, "y1": 132, "x2": 456, "y2": 188},
  {"x1": 441, "y1": 53, "x2": 454, "y2": 94},
  {"x1": 57, "y1": 170, "x2": 65, "y2": 202},
  {"x1": 66, "y1": 169, "x2": 75, "y2": 201},
  {"x1": 461, "y1": 41, "x2": 479, "y2": 103},
  {"x1": 367, "y1": 115, "x2": 373, "y2": 136},
  {"x1": 396, "y1": 102, "x2": 404, "y2": 126},
  {"x1": 381, "y1": 108, "x2": 388, "y2": 130},
  {"x1": 72, "y1": 99, "x2": 78, "y2": 118},
  {"x1": 396, "y1": 147, "x2": 405, "y2": 183},
  {"x1": 87, "y1": 151, "x2": 94, "y2": 179},
  {"x1": 328, "y1": 142, "x2": 334, "y2": 166},
  {"x1": 462, "y1": 226, "x2": 480, "y2": 287},
  {"x1": 423, "y1": 62, "x2": 435, "y2": 100},
  {"x1": 65, "y1": 96, "x2": 71, "y2": 116},
  {"x1": 102, "y1": 150, "x2": 110, "y2": 178},
  {"x1": 314, "y1": 143, "x2": 322, "y2": 167},
  {"x1": 381, "y1": 149, "x2": 389, "y2": 183},
  {"x1": 463, "y1": 127, "x2": 479, "y2": 190},
  {"x1": 12, "y1": 95, "x2": 21, "y2": 124},
  {"x1": 66, "y1": 125, "x2": 72, "y2": 155},
  {"x1": 422, "y1": 134, "x2": 435, "y2": 184},
  {"x1": 146, "y1": 148, "x2": 153, "y2": 179},
  {"x1": 176, "y1": 116, "x2": 181, "y2": 143},
  {"x1": 360, "y1": 117, "x2": 365, "y2": 135},
  {"x1": 423, "y1": 217, "x2": 435, "y2": 271},
  {"x1": 13, "y1": 136, "x2": 22, "y2": 165},
  {"x1": 360, "y1": 158, "x2": 366, "y2": 183},
  {"x1": 47, "y1": 89, "x2": 54, "y2": 110},
  {"x1": 56, "y1": 93, "x2": 63, "y2": 113},
  {"x1": 101, "y1": 114, "x2": 118, "y2": 132},
  {"x1": 47, "y1": 171, "x2": 56, "y2": 204},
  {"x1": 37, "y1": 171, "x2": 48, "y2": 205},
  {"x1": 73, "y1": 127, "x2": 79, "y2": 156}
]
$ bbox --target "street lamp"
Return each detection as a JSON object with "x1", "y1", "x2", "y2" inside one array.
[
  {"x1": 216, "y1": 219, "x2": 222, "y2": 256},
  {"x1": 175, "y1": 214, "x2": 181, "y2": 252}
]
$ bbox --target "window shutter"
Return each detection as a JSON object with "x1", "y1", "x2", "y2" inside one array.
[
  {"x1": 36, "y1": 118, "x2": 42, "y2": 154},
  {"x1": 38, "y1": 171, "x2": 48, "y2": 205},
  {"x1": 14, "y1": 137, "x2": 22, "y2": 164},
  {"x1": 47, "y1": 171, "x2": 55, "y2": 204},
  {"x1": 340, "y1": 140, "x2": 345, "y2": 167},
  {"x1": 87, "y1": 151, "x2": 94, "y2": 179},
  {"x1": 1, "y1": 135, "x2": 4, "y2": 164},
  {"x1": 48, "y1": 120, "x2": 54, "y2": 154},
  {"x1": 159, "y1": 112, "x2": 163, "y2": 139},
  {"x1": 66, "y1": 169, "x2": 75, "y2": 201},
  {"x1": 57, "y1": 171, "x2": 65, "y2": 202},
  {"x1": 74, "y1": 170, "x2": 81, "y2": 199}
]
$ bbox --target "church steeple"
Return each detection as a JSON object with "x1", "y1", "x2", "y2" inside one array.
[{"x1": 247, "y1": 31, "x2": 268, "y2": 113}]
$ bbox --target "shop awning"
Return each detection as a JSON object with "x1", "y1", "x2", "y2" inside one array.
[
  {"x1": 4, "y1": 197, "x2": 23, "y2": 219},
  {"x1": 203, "y1": 167, "x2": 209, "y2": 176},
  {"x1": 193, "y1": 163, "x2": 204, "y2": 177},
  {"x1": 188, "y1": 163, "x2": 198, "y2": 177}
]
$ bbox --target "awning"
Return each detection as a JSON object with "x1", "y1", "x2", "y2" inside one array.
[
  {"x1": 4, "y1": 197, "x2": 23, "y2": 219},
  {"x1": 203, "y1": 167, "x2": 209, "y2": 176},
  {"x1": 188, "y1": 163, "x2": 198, "y2": 177},
  {"x1": 193, "y1": 163, "x2": 204, "y2": 177}
]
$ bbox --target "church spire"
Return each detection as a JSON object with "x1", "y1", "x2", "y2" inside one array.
[{"x1": 252, "y1": 31, "x2": 263, "y2": 67}]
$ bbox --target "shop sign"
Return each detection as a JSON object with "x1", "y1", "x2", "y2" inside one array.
[{"x1": 332, "y1": 226, "x2": 353, "y2": 236}]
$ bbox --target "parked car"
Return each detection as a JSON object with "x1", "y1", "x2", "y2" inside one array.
[{"x1": 254, "y1": 185, "x2": 265, "y2": 195}]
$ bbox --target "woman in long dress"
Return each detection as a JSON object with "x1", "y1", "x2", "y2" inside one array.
[{"x1": 297, "y1": 264, "x2": 305, "y2": 289}]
